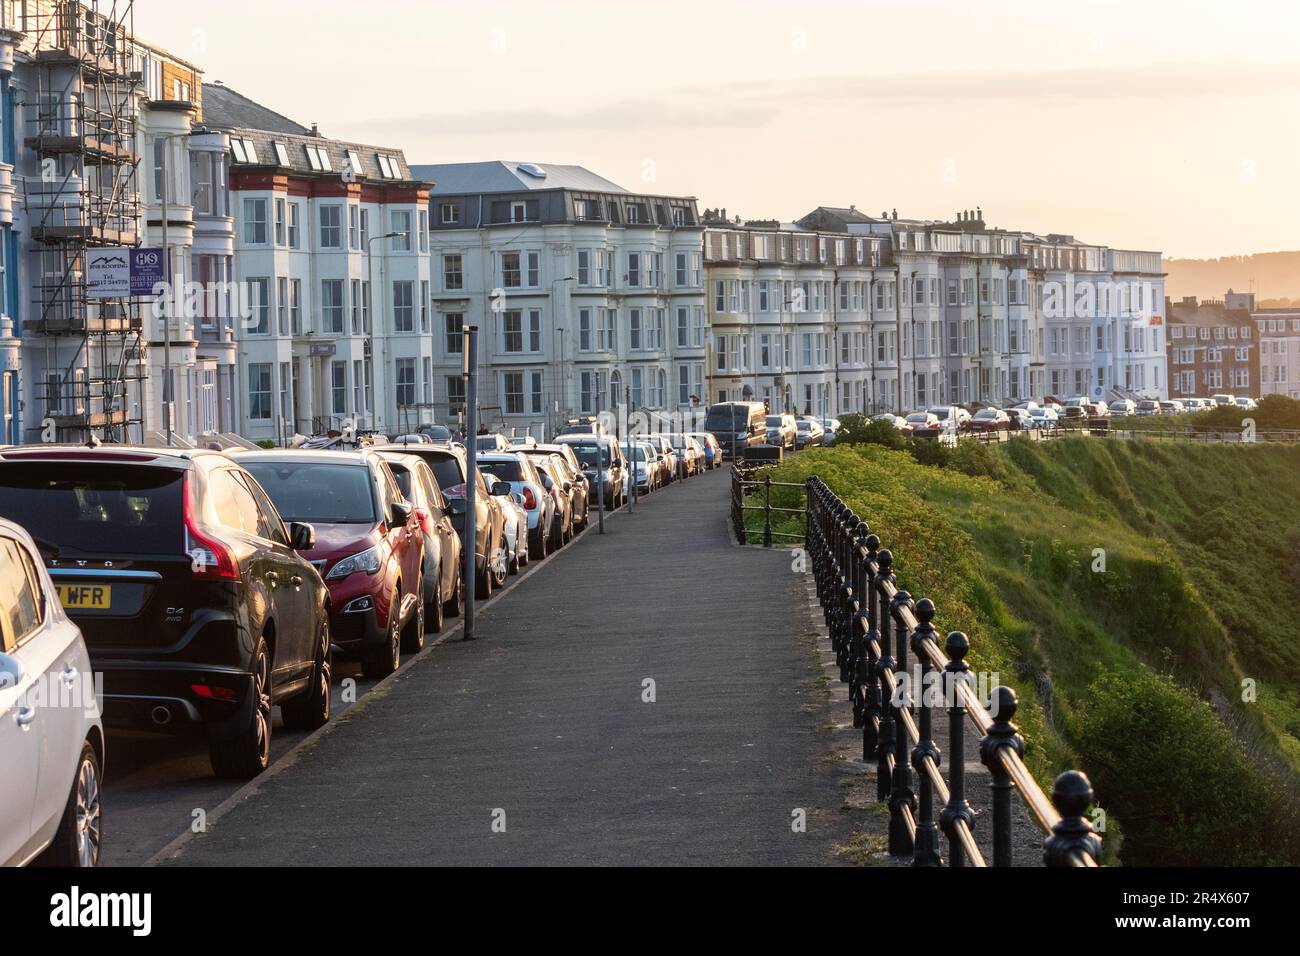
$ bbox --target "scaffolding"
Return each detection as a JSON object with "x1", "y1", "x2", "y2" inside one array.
[{"x1": 19, "y1": 0, "x2": 145, "y2": 442}]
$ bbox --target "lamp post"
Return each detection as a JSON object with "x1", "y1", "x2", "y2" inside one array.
[
  {"x1": 550, "y1": 275, "x2": 575, "y2": 438},
  {"x1": 364, "y1": 230, "x2": 402, "y2": 433},
  {"x1": 155, "y1": 130, "x2": 190, "y2": 447},
  {"x1": 463, "y1": 324, "x2": 479, "y2": 641}
]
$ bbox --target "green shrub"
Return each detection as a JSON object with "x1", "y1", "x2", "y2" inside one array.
[
  {"x1": 256, "y1": 439, "x2": 276, "y2": 449},
  {"x1": 909, "y1": 438, "x2": 953, "y2": 468},
  {"x1": 1071, "y1": 668, "x2": 1282, "y2": 865},
  {"x1": 836, "y1": 413, "x2": 908, "y2": 450}
]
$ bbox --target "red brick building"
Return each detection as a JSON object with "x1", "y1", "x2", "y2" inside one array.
[{"x1": 1165, "y1": 297, "x2": 1260, "y2": 399}]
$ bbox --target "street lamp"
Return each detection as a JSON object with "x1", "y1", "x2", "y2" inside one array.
[
  {"x1": 155, "y1": 130, "x2": 190, "y2": 447},
  {"x1": 550, "y1": 275, "x2": 575, "y2": 438},
  {"x1": 365, "y1": 230, "x2": 403, "y2": 433}
]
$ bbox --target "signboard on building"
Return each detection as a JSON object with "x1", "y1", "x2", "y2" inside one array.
[
  {"x1": 309, "y1": 342, "x2": 337, "y2": 357},
  {"x1": 86, "y1": 247, "x2": 166, "y2": 299}
]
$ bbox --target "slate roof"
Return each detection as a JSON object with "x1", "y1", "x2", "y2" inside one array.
[
  {"x1": 200, "y1": 83, "x2": 419, "y2": 184},
  {"x1": 411, "y1": 161, "x2": 628, "y2": 196},
  {"x1": 1168, "y1": 300, "x2": 1256, "y2": 328},
  {"x1": 201, "y1": 82, "x2": 311, "y2": 136}
]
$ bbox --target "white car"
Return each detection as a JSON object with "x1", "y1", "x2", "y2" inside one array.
[
  {"x1": 1024, "y1": 407, "x2": 1060, "y2": 429},
  {"x1": 1107, "y1": 399, "x2": 1136, "y2": 416},
  {"x1": 0, "y1": 518, "x2": 103, "y2": 866},
  {"x1": 479, "y1": 466, "x2": 529, "y2": 574}
]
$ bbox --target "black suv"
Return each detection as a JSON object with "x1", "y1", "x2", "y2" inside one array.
[{"x1": 0, "y1": 446, "x2": 332, "y2": 779}]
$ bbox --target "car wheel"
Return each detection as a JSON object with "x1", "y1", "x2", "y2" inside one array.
[
  {"x1": 491, "y1": 540, "x2": 508, "y2": 588},
  {"x1": 36, "y1": 740, "x2": 102, "y2": 867},
  {"x1": 400, "y1": 579, "x2": 425, "y2": 653},
  {"x1": 475, "y1": 554, "x2": 494, "y2": 599},
  {"x1": 209, "y1": 637, "x2": 272, "y2": 779},
  {"x1": 444, "y1": 564, "x2": 464, "y2": 618},
  {"x1": 427, "y1": 561, "x2": 446, "y2": 633},
  {"x1": 362, "y1": 596, "x2": 402, "y2": 678},
  {"x1": 281, "y1": 618, "x2": 331, "y2": 731}
]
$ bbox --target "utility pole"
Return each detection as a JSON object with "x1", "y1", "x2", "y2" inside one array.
[
  {"x1": 463, "y1": 325, "x2": 479, "y2": 641},
  {"x1": 595, "y1": 387, "x2": 606, "y2": 534}
]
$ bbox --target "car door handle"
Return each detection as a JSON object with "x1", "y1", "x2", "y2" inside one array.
[
  {"x1": 266, "y1": 571, "x2": 279, "y2": 587},
  {"x1": 15, "y1": 706, "x2": 35, "y2": 728},
  {"x1": 61, "y1": 665, "x2": 77, "y2": 687},
  {"x1": 290, "y1": 575, "x2": 303, "y2": 589}
]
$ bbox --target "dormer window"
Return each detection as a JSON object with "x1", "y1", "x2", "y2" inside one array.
[
  {"x1": 305, "y1": 145, "x2": 332, "y2": 172},
  {"x1": 511, "y1": 201, "x2": 527, "y2": 223},
  {"x1": 273, "y1": 142, "x2": 290, "y2": 166}
]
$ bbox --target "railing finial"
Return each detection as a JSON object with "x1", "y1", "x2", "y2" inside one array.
[{"x1": 1044, "y1": 771, "x2": 1102, "y2": 866}]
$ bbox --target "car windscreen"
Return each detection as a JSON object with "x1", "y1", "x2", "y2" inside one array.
[
  {"x1": 0, "y1": 463, "x2": 184, "y2": 556},
  {"x1": 622, "y1": 446, "x2": 652, "y2": 462},
  {"x1": 478, "y1": 458, "x2": 527, "y2": 482},
  {"x1": 571, "y1": 445, "x2": 612, "y2": 469},
  {"x1": 421, "y1": 425, "x2": 452, "y2": 441},
  {"x1": 705, "y1": 407, "x2": 743, "y2": 431},
  {"x1": 241, "y1": 461, "x2": 376, "y2": 524}
]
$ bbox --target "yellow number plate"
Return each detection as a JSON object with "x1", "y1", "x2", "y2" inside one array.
[{"x1": 56, "y1": 584, "x2": 112, "y2": 610}]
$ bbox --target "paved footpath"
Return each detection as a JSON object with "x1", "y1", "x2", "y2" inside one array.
[{"x1": 161, "y1": 468, "x2": 862, "y2": 866}]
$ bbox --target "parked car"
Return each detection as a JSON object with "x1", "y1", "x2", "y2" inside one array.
[
  {"x1": 0, "y1": 518, "x2": 104, "y2": 866},
  {"x1": 541, "y1": 450, "x2": 589, "y2": 530},
  {"x1": 0, "y1": 446, "x2": 332, "y2": 779},
  {"x1": 478, "y1": 466, "x2": 528, "y2": 575},
  {"x1": 765, "y1": 414, "x2": 798, "y2": 450},
  {"x1": 1135, "y1": 399, "x2": 1160, "y2": 417},
  {"x1": 873, "y1": 413, "x2": 909, "y2": 430},
  {"x1": 391, "y1": 434, "x2": 434, "y2": 446},
  {"x1": 1108, "y1": 399, "x2": 1136, "y2": 416},
  {"x1": 663, "y1": 433, "x2": 705, "y2": 477},
  {"x1": 820, "y1": 419, "x2": 842, "y2": 446},
  {"x1": 688, "y1": 432, "x2": 723, "y2": 470},
  {"x1": 507, "y1": 435, "x2": 538, "y2": 448},
  {"x1": 622, "y1": 441, "x2": 662, "y2": 494},
  {"x1": 904, "y1": 412, "x2": 942, "y2": 437},
  {"x1": 237, "y1": 449, "x2": 424, "y2": 680},
  {"x1": 927, "y1": 406, "x2": 970, "y2": 434},
  {"x1": 474, "y1": 434, "x2": 512, "y2": 454},
  {"x1": 796, "y1": 417, "x2": 825, "y2": 448},
  {"x1": 528, "y1": 455, "x2": 575, "y2": 547},
  {"x1": 416, "y1": 424, "x2": 454, "y2": 444},
  {"x1": 1234, "y1": 396, "x2": 1257, "y2": 410},
  {"x1": 373, "y1": 444, "x2": 509, "y2": 600},
  {"x1": 1158, "y1": 400, "x2": 1185, "y2": 416},
  {"x1": 643, "y1": 434, "x2": 679, "y2": 483},
  {"x1": 479, "y1": 452, "x2": 556, "y2": 558},
  {"x1": 1024, "y1": 407, "x2": 1059, "y2": 429},
  {"x1": 557, "y1": 417, "x2": 599, "y2": 436},
  {"x1": 970, "y1": 408, "x2": 1011, "y2": 432},
  {"x1": 376, "y1": 452, "x2": 464, "y2": 633},
  {"x1": 703, "y1": 401, "x2": 767, "y2": 461},
  {"x1": 1210, "y1": 394, "x2": 1236, "y2": 407},
  {"x1": 1060, "y1": 405, "x2": 1089, "y2": 424},
  {"x1": 555, "y1": 435, "x2": 626, "y2": 509}
]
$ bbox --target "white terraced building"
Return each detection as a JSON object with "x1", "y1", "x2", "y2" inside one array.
[
  {"x1": 413, "y1": 161, "x2": 706, "y2": 438},
  {"x1": 702, "y1": 206, "x2": 1166, "y2": 416},
  {"x1": 203, "y1": 83, "x2": 434, "y2": 443}
]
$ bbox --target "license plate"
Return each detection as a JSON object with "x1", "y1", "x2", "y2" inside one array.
[{"x1": 56, "y1": 584, "x2": 112, "y2": 610}]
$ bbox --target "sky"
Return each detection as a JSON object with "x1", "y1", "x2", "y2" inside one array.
[{"x1": 132, "y1": 0, "x2": 1300, "y2": 260}]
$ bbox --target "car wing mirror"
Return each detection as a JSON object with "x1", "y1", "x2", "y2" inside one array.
[
  {"x1": 289, "y1": 521, "x2": 317, "y2": 551},
  {"x1": 0, "y1": 652, "x2": 24, "y2": 688},
  {"x1": 492, "y1": 482, "x2": 512, "y2": 497},
  {"x1": 447, "y1": 498, "x2": 468, "y2": 517},
  {"x1": 390, "y1": 501, "x2": 412, "y2": 524}
]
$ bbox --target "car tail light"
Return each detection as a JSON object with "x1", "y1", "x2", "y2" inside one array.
[
  {"x1": 192, "y1": 683, "x2": 237, "y2": 702},
  {"x1": 185, "y1": 477, "x2": 239, "y2": 581},
  {"x1": 522, "y1": 486, "x2": 536, "y2": 510}
]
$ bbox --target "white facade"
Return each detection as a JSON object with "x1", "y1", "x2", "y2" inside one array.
[{"x1": 419, "y1": 162, "x2": 706, "y2": 439}]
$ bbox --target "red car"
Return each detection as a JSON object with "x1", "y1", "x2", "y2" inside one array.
[
  {"x1": 236, "y1": 450, "x2": 425, "y2": 678},
  {"x1": 969, "y1": 409, "x2": 1011, "y2": 432}
]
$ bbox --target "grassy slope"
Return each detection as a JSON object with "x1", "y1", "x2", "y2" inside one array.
[{"x1": 762, "y1": 437, "x2": 1300, "y2": 865}]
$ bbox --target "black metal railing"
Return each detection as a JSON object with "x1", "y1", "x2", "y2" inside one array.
[
  {"x1": 731, "y1": 465, "x2": 806, "y2": 547},
  {"x1": 805, "y1": 475, "x2": 1102, "y2": 867}
]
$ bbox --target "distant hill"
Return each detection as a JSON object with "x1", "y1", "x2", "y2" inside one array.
[{"x1": 1165, "y1": 252, "x2": 1300, "y2": 305}]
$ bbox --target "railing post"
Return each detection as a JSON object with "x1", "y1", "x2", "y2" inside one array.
[
  {"x1": 763, "y1": 474, "x2": 773, "y2": 548},
  {"x1": 910, "y1": 598, "x2": 943, "y2": 867},
  {"x1": 849, "y1": 521, "x2": 869, "y2": 723},
  {"x1": 837, "y1": 510, "x2": 858, "y2": 684},
  {"x1": 940, "y1": 630, "x2": 975, "y2": 867},
  {"x1": 1044, "y1": 770, "x2": 1102, "y2": 866},
  {"x1": 888, "y1": 588, "x2": 916, "y2": 857},
  {"x1": 979, "y1": 685, "x2": 1025, "y2": 867},
  {"x1": 874, "y1": 549, "x2": 896, "y2": 802},
  {"x1": 861, "y1": 533, "x2": 882, "y2": 762}
]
